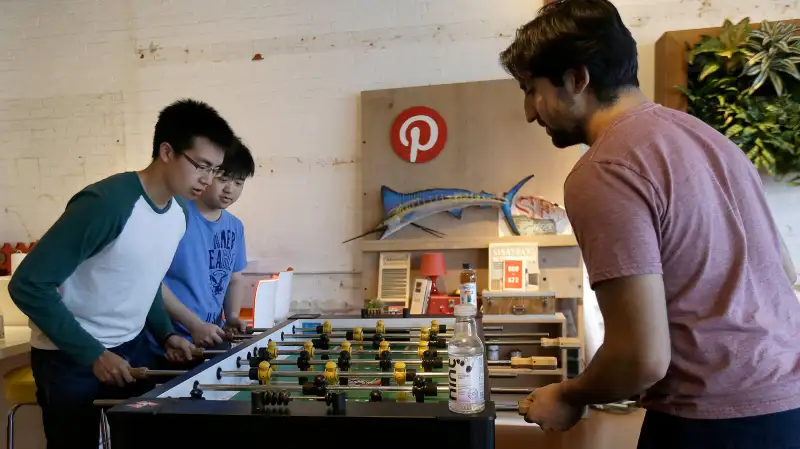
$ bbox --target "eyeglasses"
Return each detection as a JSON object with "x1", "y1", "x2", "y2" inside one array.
[{"x1": 181, "y1": 153, "x2": 223, "y2": 177}]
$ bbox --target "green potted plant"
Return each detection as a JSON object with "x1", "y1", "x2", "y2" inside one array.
[{"x1": 678, "y1": 18, "x2": 800, "y2": 185}]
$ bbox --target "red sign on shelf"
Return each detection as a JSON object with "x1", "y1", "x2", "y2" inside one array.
[
  {"x1": 390, "y1": 106, "x2": 447, "y2": 164},
  {"x1": 503, "y1": 260, "x2": 523, "y2": 290}
]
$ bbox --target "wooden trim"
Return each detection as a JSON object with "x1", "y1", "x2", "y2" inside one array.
[
  {"x1": 359, "y1": 235, "x2": 577, "y2": 253},
  {"x1": 654, "y1": 19, "x2": 800, "y2": 111}
]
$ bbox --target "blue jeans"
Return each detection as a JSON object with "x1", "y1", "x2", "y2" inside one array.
[
  {"x1": 30, "y1": 333, "x2": 155, "y2": 449},
  {"x1": 637, "y1": 408, "x2": 800, "y2": 449}
]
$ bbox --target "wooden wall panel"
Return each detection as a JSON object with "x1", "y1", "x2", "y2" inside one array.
[
  {"x1": 359, "y1": 79, "x2": 580, "y2": 240},
  {"x1": 357, "y1": 78, "x2": 583, "y2": 300}
]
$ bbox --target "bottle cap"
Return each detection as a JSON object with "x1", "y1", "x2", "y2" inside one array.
[
  {"x1": 454, "y1": 304, "x2": 477, "y2": 316},
  {"x1": 462, "y1": 263, "x2": 473, "y2": 269}
]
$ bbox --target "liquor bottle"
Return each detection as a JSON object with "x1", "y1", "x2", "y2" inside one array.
[
  {"x1": 459, "y1": 263, "x2": 477, "y2": 308},
  {"x1": 448, "y1": 305, "x2": 485, "y2": 414}
]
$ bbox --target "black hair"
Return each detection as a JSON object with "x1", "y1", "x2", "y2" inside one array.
[
  {"x1": 220, "y1": 139, "x2": 256, "y2": 180},
  {"x1": 499, "y1": 0, "x2": 639, "y2": 104},
  {"x1": 152, "y1": 98, "x2": 237, "y2": 158}
]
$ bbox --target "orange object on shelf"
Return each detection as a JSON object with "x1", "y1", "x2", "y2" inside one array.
[
  {"x1": 426, "y1": 295, "x2": 460, "y2": 315},
  {"x1": 0, "y1": 241, "x2": 38, "y2": 276}
]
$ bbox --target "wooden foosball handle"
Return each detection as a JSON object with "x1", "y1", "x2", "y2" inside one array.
[
  {"x1": 510, "y1": 356, "x2": 558, "y2": 369},
  {"x1": 128, "y1": 367, "x2": 149, "y2": 379}
]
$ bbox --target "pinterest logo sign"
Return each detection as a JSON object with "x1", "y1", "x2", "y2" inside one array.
[{"x1": 390, "y1": 106, "x2": 448, "y2": 164}]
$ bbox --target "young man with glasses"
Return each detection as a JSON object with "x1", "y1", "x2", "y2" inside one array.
[
  {"x1": 144, "y1": 141, "x2": 256, "y2": 370},
  {"x1": 8, "y1": 98, "x2": 240, "y2": 449}
]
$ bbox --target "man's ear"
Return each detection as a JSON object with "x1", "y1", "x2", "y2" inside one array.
[
  {"x1": 158, "y1": 142, "x2": 175, "y2": 164},
  {"x1": 562, "y1": 67, "x2": 590, "y2": 95}
]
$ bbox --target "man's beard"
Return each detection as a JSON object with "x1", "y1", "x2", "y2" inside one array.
[{"x1": 547, "y1": 125, "x2": 586, "y2": 149}]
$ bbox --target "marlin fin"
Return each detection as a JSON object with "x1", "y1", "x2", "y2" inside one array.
[
  {"x1": 342, "y1": 225, "x2": 388, "y2": 244},
  {"x1": 500, "y1": 174, "x2": 535, "y2": 236},
  {"x1": 447, "y1": 209, "x2": 464, "y2": 219},
  {"x1": 380, "y1": 185, "x2": 405, "y2": 215},
  {"x1": 410, "y1": 222, "x2": 446, "y2": 238}
]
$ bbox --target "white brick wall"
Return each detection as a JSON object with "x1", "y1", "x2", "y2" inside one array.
[{"x1": 0, "y1": 0, "x2": 797, "y2": 314}]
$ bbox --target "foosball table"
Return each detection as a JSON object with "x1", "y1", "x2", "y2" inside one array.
[{"x1": 104, "y1": 314, "x2": 500, "y2": 449}]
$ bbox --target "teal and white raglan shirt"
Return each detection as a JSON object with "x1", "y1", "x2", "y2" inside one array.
[{"x1": 8, "y1": 172, "x2": 187, "y2": 366}]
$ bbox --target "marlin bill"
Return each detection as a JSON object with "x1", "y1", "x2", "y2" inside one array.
[{"x1": 342, "y1": 174, "x2": 535, "y2": 243}]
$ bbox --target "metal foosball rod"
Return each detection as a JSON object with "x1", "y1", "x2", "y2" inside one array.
[
  {"x1": 262, "y1": 358, "x2": 434, "y2": 367},
  {"x1": 222, "y1": 360, "x2": 444, "y2": 386},
  {"x1": 128, "y1": 368, "x2": 186, "y2": 379},
  {"x1": 219, "y1": 368, "x2": 447, "y2": 381},
  {"x1": 272, "y1": 338, "x2": 446, "y2": 348},
  {"x1": 281, "y1": 332, "x2": 455, "y2": 340},
  {"x1": 249, "y1": 340, "x2": 447, "y2": 361},
  {"x1": 293, "y1": 348, "x2": 446, "y2": 355},
  {"x1": 292, "y1": 319, "x2": 449, "y2": 335},
  {"x1": 196, "y1": 382, "x2": 449, "y2": 394},
  {"x1": 192, "y1": 348, "x2": 227, "y2": 358},
  {"x1": 255, "y1": 347, "x2": 447, "y2": 357}
]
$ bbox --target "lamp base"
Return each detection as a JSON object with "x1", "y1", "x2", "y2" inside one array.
[{"x1": 429, "y1": 276, "x2": 441, "y2": 295}]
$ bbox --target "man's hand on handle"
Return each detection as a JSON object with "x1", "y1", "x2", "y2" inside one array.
[
  {"x1": 520, "y1": 382, "x2": 584, "y2": 432},
  {"x1": 224, "y1": 316, "x2": 248, "y2": 334},
  {"x1": 189, "y1": 322, "x2": 226, "y2": 347},
  {"x1": 164, "y1": 334, "x2": 196, "y2": 363},
  {"x1": 92, "y1": 351, "x2": 135, "y2": 387}
]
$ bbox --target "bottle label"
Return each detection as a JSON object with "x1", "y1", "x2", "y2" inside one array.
[
  {"x1": 460, "y1": 282, "x2": 477, "y2": 306},
  {"x1": 448, "y1": 354, "x2": 485, "y2": 404}
]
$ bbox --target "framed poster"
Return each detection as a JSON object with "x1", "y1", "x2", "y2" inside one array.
[{"x1": 488, "y1": 242, "x2": 540, "y2": 292}]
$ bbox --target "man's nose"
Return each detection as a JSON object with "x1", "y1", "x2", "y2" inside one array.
[
  {"x1": 199, "y1": 172, "x2": 213, "y2": 186},
  {"x1": 525, "y1": 104, "x2": 538, "y2": 123}
]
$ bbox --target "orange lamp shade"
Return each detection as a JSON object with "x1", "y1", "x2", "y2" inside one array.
[
  {"x1": 420, "y1": 253, "x2": 446, "y2": 295},
  {"x1": 420, "y1": 253, "x2": 446, "y2": 277}
]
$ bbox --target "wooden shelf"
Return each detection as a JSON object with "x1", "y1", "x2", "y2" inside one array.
[{"x1": 359, "y1": 235, "x2": 578, "y2": 253}]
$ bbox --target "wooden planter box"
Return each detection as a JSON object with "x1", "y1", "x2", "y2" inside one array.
[{"x1": 654, "y1": 19, "x2": 800, "y2": 111}]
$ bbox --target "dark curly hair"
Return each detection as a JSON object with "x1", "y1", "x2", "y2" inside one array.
[{"x1": 499, "y1": 0, "x2": 639, "y2": 105}]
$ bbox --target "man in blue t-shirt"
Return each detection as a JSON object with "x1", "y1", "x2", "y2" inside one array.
[{"x1": 145, "y1": 141, "x2": 255, "y2": 367}]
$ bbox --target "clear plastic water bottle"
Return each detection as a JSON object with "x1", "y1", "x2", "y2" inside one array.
[{"x1": 448, "y1": 304, "x2": 485, "y2": 414}]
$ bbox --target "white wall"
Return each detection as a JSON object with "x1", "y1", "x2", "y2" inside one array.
[{"x1": 0, "y1": 0, "x2": 797, "y2": 315}]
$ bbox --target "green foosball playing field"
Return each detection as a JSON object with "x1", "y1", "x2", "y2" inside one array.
[{"x1": 226, "y1": 321, "x2": 454, "y2": 404}]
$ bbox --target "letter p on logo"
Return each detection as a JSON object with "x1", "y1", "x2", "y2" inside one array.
[{"x1": 390, "y1": 106, "x2": 448, "y2": 164}]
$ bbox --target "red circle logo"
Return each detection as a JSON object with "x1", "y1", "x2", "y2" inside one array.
[{"x1": 390, "y1": 106, "x2": 447, "y2": 164}]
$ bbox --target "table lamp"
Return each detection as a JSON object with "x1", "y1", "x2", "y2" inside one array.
[{"x1": 420, "y1": 252, "x2": 446, "y2": 295}]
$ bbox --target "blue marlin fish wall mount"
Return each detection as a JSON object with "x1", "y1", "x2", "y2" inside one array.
[{"x1": 342, "y1": 174, "x2": 535, "y2": 243}]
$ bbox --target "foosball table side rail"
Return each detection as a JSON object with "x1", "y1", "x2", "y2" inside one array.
[{"x1": 105, "y1": 405, "x2": 496, "y2": 449}]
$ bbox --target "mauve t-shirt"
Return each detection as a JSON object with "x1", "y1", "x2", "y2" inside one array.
[{"x1": 564, "y1": 101, "x2": 800, "y2": 419}]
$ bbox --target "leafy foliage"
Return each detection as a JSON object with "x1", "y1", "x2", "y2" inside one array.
[{"x1": 678, "y1": 18, "x2": 800, "y2": 185}]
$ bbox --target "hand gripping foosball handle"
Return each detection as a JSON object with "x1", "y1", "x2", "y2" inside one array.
[
  {"x1": 191, "y1": 348, "x2": 205, "y2": 358},
  {"x1": 128, "y1": 367, "x2": 149, "y2": 379},
  {"x1": 510, "y1": 356, "x2": 558, "y2": 369},
  {"x1": 518, "y1": 399, "x2": 532, "y2": 416}
]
